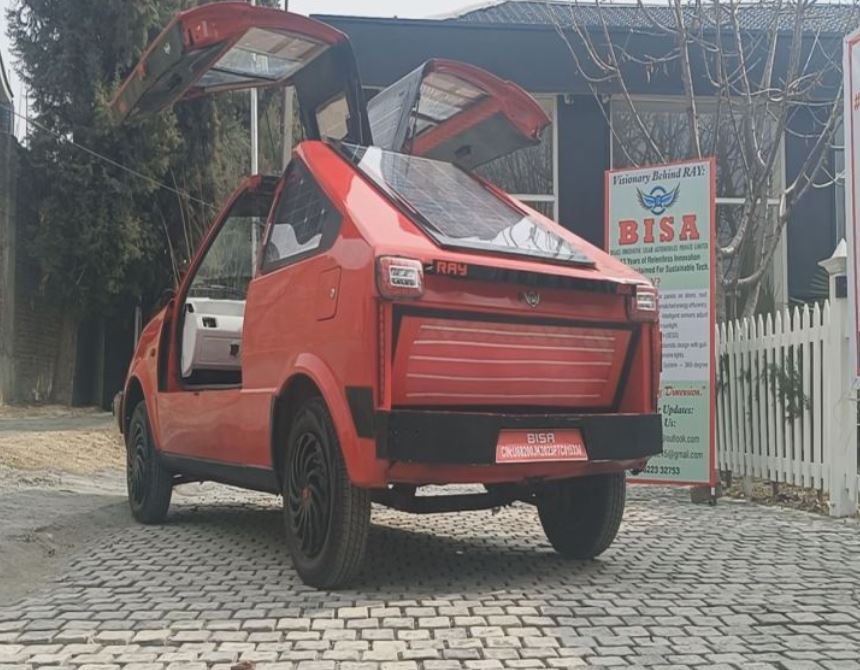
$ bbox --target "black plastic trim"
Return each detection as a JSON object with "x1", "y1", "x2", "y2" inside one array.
[
  {"x1": 611, "y1": 326, "x2": 641, "y2": 411},
  {"x1": 424, "y1": 261, "x2": 627, "y2": 294},
  {"x1": 376, "y1": 410, "x2": 662, "y2": 465},
  {"x1": 159, "y1": 453, "x2": 279, "y2": 494},
  {"x1": 346, "y1": 386, "x2": 376, "y2": 438}
]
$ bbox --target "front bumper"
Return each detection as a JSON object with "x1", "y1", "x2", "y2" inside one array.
[{"x1": 375, "y1": 410, "x2": 662, "y2": 465}]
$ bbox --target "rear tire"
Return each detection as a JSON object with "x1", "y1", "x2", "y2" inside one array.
[
  {"x1": 282, "y1": 397, "x2": 370, "y2": 589},
  {"x1": 537, "y1": 472, "x2": 626, "y2": 559},
  {"x1": 126, "y1": 400, "x2": 173, "y2": 524}
]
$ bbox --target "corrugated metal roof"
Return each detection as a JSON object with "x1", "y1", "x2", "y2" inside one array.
[{"x1": 451, "y1": 1, "x2": 860, "y2": 35}]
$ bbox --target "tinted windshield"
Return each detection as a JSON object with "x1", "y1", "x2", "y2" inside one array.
[{"x1": 341, "y1": 144, "x2": 593, "y2": 266}]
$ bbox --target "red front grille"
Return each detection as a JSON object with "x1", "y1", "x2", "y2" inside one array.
[{"x1": 391, "y1": 316, "x2": 632, "y2": 408}]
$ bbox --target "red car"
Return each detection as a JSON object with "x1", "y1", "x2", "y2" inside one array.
[{"x1": 113, "y1": 3, "x2": 662, "y2": 588}]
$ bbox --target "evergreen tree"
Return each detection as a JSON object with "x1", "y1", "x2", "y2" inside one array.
[{"x1": 6, "y1": 0, "x2": 281, "y2": 313}]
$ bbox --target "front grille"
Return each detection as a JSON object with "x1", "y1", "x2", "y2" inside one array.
[{"x1": 391, "y1": 315, "x2": 633, "y2": 408}]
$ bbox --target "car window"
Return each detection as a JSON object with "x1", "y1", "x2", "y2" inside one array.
[
  {"x1": 263, "y1": 162, "x2": 341, "y2": 271},
  {"x1": 188, "y1": 192, "x2": 271, "y2": 300}
]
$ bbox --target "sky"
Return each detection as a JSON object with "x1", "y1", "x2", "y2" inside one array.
[{"x1": 0, "y1": 0, "x2": 480, "y2": 115}]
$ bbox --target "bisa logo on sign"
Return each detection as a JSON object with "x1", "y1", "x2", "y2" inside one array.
[
  {"x1": 617, "y1": 182, "x2": 701, "y2": 247},
  {"x1": 637, "y1": 183, "x2": 680, "y2": 215}
]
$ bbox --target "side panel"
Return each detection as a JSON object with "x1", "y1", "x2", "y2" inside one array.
[
  {"x1": 155, "y1": 388, "x2": 270, "y2": 467},
  {"x1": 123, "y1": 309, "x2": 168, "y2": 443},
  {"x1": 241, "y1": 148, "x2": 383, "y2": 484}
]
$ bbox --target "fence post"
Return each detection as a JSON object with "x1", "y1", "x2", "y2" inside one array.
[{"x1": 819, "y1": 240, "x2": 858, "y2": 517}]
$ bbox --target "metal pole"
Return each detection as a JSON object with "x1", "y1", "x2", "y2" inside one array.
[{"x1": 250, "y1": 0, "x2": 259, "y2": 174}]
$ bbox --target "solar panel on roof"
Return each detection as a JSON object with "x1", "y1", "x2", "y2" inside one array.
[{"x1": 342, "y1": 144, "x2": 594, "y2": 267}]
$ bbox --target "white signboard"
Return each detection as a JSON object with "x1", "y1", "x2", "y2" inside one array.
[
  {"x1": 605, "y1": 158, "x2": 717, "y2": 487},
  {"x1": 844, "y1": 31, "x2": 860, "y2": 382}
]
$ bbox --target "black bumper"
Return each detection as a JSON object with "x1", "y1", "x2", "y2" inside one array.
[{"x1": 374, "y1": 410, "x2": 663, "y2": 465}]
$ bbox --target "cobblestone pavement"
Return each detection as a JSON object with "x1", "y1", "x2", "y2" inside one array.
[{"x1": 2, "y1": 485, "x2": 860, "y2": 670}]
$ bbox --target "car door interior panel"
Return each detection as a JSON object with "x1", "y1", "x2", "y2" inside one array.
[{"x1": 180, "y1": 298, "x2": 245, "y2": 378}]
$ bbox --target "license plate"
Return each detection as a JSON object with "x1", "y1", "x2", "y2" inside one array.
[{"x1": 495, "y1": 429, "x2": 587, "y2": 464}]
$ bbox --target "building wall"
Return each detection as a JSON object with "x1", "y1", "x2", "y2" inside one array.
[
  {"x1": 0, "y1": 131, "x2": 17, "y2": 401},
  {"x1": 557, "y1": 96, "x2": 610, "y2": 248},
  {"x1": 785, "y1": 107, "x2": 839, "y2": 300},
  {"x1": 0, "y1": 137, "x2": 78, "y2": 404},
  {"x1": 328, "y1": 16, "x2": 842, "y2": 301}
]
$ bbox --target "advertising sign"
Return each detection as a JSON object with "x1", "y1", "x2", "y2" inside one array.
[
  {"x1": 844, "y1": 30, "x2": 860, "y2": 382},
  {"x1": 605, "y1": 158, "x2": 717, "y2": 487}
]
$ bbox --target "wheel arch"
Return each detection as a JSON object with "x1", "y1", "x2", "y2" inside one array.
[
  {"x1": 271, "y1": 374, "x2": 322, "y2": 489},
  {"x1": 123, "y1": 376, "x2": 145, "y2": 436},
  {"x1": 270, "y1": 357, "x2": 361, "y2": 489}
]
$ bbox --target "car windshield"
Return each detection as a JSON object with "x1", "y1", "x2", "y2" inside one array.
[{"x1": 340, "y1": 144, "x2": 594, "y2": 266}]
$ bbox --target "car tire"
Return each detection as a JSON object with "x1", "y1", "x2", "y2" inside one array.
[
  {"x1": 282, "y1": 397, "x2": 371, "y2": 589},
  {"x1": 537, "y1": 472, "x2": 626, "y2": 559},
  {"x1": 126, "y1": 400, "x2": 173, "y2": 524}
]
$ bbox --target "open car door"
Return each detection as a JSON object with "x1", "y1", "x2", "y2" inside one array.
[
  {"x1": 367, "y1": 59, "x2": 550, "y2": 170},
  {"x1": 111, "y1": 2, "x2": 370, "y2": 144}
]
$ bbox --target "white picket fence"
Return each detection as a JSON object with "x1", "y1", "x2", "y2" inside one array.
[{"x1": 715, "y1": 256, "x2": 859, "y2": 516}]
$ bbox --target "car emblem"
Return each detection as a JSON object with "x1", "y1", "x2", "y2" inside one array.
[{"x1": 520, "y1": 291, "x2": 541, "y2": 308}]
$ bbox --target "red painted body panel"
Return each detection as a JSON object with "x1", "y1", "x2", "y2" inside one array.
[
  {"x1": 391, "y1": 316, "x2": 631, "y2": 408},
  {"x1": 409, "y1": 59, "x2": 550, "y2": 160},
  {"x1": 110, "y1": 3, "x2": 347, "y2": 117},
  {"x1": 123, "y1": 141, "x2": 660, "y2": 489}
]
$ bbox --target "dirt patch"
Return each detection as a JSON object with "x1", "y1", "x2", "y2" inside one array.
[
  {"x1": 0, "y1": 428, "x2": 124, "y2": 473},
  {"x1": 0, "y1": 405, "x2": 129, "y2": 605},
  {"x1": 0, "y1": 404, "x2": 107, "y2": 419},
  {"x1": 0, "y1": 403, "x2": 122, "y2": 473},
  {"x1": 722, "y1": 476, "x2": 836, "y2": 516}
]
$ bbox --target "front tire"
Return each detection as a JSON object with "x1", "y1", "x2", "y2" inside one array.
[
  {"x1": 126, "y1": 400, "x2": 173, "y2": 524},
  {"x1": 282, "y1": 397, "x2": 370, "y2": 589},
  {"x1": 537, "y1": 472, "x2": 626, "y2": 559}
]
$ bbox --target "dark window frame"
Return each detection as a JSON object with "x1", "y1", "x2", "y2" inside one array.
[{"x1": 260, "y1": 159, "x2": 343, "y2": 274}]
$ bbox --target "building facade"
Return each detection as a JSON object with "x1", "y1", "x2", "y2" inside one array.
[{"x1": 319, "y1": 1, "x2": 853, "y2": 306}]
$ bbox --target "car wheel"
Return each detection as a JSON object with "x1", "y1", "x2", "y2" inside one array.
[
  {"x1": 282, "y1": 397, "x2": 370, "y2": 589},
  {"x1": 537, "y1": 472, "x2": 626, "y2": 559},
  {"x1": 126, "y1": 400, "x2": 173, "y2": 524}
]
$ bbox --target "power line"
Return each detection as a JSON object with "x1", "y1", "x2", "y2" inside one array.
[{"x1": 0, "y1": 101, "x2": 215, "y2": 210}]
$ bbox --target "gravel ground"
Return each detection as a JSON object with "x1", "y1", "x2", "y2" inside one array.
[
  {"x1": 0, "y1": 405, "x2": 122, "y2": 473},
  {"x1": 0, "y1": 406, "x2": 127, "y2": 604}
]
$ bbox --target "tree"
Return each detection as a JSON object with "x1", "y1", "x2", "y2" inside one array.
[
  {"x1": 545, "y1": 0, "x2": 852, "y2": 319},
  {"x1": 7, "y1": 0, "x2": 189, "y2": 315}
]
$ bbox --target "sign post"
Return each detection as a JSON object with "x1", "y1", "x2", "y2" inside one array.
[{"x1": 605, "y1": 158, "x2": 717, "y2": 490}]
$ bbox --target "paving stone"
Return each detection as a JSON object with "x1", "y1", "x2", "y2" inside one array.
[{"x1": 3, "y1": 486, "x2": 860, "y2": 670}]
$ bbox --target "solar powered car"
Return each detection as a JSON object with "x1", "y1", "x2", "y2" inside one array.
[{"x1": 113, "y1": 2, "x2": 662, "y2": 588}]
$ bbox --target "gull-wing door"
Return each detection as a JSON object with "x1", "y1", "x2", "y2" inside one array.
[
  {"x1": 110, "y1": 2, "x2": 370, "y2": 143},
  {"x1": 367, "y1": 59, "x2": 550, "y2": 170}
]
